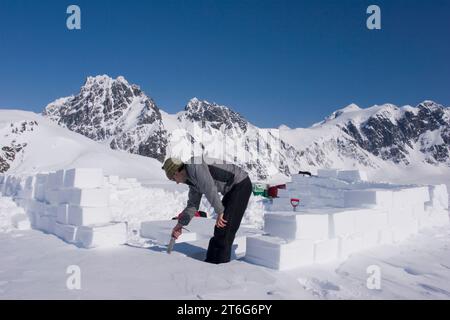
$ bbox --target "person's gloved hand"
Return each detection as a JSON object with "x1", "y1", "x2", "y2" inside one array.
[{"x1": 172, "y1": 223, "x2": 183, "y2": 239}]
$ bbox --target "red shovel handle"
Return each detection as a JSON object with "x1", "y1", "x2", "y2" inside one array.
[{"x1": 290, "y1": 198, "x2": 300, "y2": 207}]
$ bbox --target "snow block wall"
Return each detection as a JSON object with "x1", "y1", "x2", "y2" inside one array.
[
  {"x1": 245, "y1": 169, "x2": 449, "y2": 271},
  {"x1": 0, "y1": 169, "x2": 127, "y2": 248}
]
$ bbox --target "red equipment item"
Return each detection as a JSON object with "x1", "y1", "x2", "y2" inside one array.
[
  {"x1": 290, "y1": 198, "x2": 300, "y2": 211},
  {"x1": 268, "y1": 184, "x2": 287, "y2": 198}
]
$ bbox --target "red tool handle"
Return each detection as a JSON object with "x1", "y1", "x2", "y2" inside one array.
[{"x1": 290, "y1": 198, "x2": 300, "y2": 207}]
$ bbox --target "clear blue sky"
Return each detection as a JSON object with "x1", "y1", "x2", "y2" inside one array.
[{"x1": 0, "y1": 0, "x2": 449, "y2": 128}]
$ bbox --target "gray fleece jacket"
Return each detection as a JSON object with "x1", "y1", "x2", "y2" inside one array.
[{"x1": 178, "y1": 157, "x2": 249, "y2": 226}]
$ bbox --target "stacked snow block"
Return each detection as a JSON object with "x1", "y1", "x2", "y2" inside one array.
[
  {"x1": 317, "y1": 169, "x2": 339, "y2": 179},
  {"x1": 317, "y1": 169, "x2": 368, "y2": 183},
  {"x1": 427, "y1": 184, "x2": 448, "y2": 210},
  {"x1": 76, "y1": 223, "x2": 127, "y2": 248},
  {"x1": 344, "y1": 186, "x2": 447, "y2": 242},
  {"x1": 422, "y1": 184, "x2": 449, "y2": 228},
  {"x1": 5, "y1": 169, "x2": 128, "y2": 248},
  {"x1": 273, "y1": 170, "x2": 373, "y2": 210},
  {"x1": 250, "y1": 172, "x2": 449, "y2": 271},
  {"x1": 0, "y1": 175, "x2": 22, "y2": 197},
  {"x1": 246, "y1": 207, "x2": 390, "y2": 270},
  {"x1": 246, "y1": 236, "x2": 315, "y2": 270},
  {"x1": 272, "y1": 175, "x2": 352, "y2": 209},
  {"x1": 337, "y1": 170, "x2": 368, "y2": 182}
]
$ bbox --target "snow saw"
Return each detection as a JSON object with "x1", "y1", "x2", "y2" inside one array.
[
  {"x1": 166, "y1": 225, "x2": 191, "y2": 254},
  {"x1": 167, "y1": 236, "x2": 176, "y2": 254}
]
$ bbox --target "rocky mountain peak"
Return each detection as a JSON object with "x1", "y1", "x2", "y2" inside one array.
[
  {"x1": 42, "y1": 75, "x2": 167, "y2": 162},
  {"x1": 180, "y1": 98, "x2": 248, "y2": 132}
]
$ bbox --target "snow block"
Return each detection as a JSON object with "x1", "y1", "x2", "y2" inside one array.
[
  {"x1": 268, "y1": 198, "x2": 301, "y2": 211},
  {"x1": 428, "y1": 184, "x2": 448, "y2": 210},
  {"x1": 290, "y1": 176, "x2": 350, "y2": 190},
  {"x1": 392, "y1": 187, "x2": 430, "y2": 209},
  {"x1": 46, "y1": 171, "x2": 64, "y2": 190},
  {"x1": 34, "y1": 183, "x2": 46, "y2": 201},
  {"x1": 276, "y1": 189, "x2": 290, "y2": 198},
  {"x1": 268, "y1": 195, "x2": 345, "y2": 211},
  {"x1": 35, "y1": 214, "x2": 47, "y2": 232},
  {"x1": 56, "y1": 204, "x2": 69, "y2": 224},
  {"x1": 337, "y1": 170, "x2": 368, "y2": 183},
  {"x1": 290, "y1": 175, "x2": 314, "y2": 185},
  {"x1": 64, "y1": 168, "x2": 104, "y2": 189},
  {"x1": 354, "y1": 210, "x2": 388, "y2": 233},
  {"x1": 317, "y1": 169, "x2": 338, "y2": 179},
  {"x1": 140, "y1": 220, "x2": 197, "y2": 244},
  {"x1": 35, "y1": 173, "x2": 48, "y2": 185},
  {"x1": 17, "y1": 188, "x2": 33, "y2": 200},
  {"x1": 36, "y1": 215, "x2": 56, "y2": 234},
  {"x1": 24, "y1": 175, "x2": 35, "y2": 189},
  {"x1": 45, "y1": 189, "x2": 69, "y2": 205},
  {"x1": 314, "y1": 238, "x2": 339, "y2": 263},
  {"x1": 17, "y1": 176, "x2": 37, "y2": 199},
  {"x1": 44, "y1": 204, "x2": 58, "y2": 217},
  {"x1": 318, "y1": 187, "x2": 345, "y2": 200},
  {"x1": 264, "y1": 211, "x2": 329, "y2": 241},
  {"x1": 54, "y1": 223, "x2": 78, "y2": 243},
  {"x1": 65, "y1": 188, "x2": 109, "y2": 207},
  {"x1": 76, "y1": 222, "x2": 127, "y2": 248},
  {"x1": 387, "y1": 207, "x2": 414, "y2": 227},
  {"x1": 28, "y1": 200, "x2": 47, "y2": 215},
  {"x1": 344, "y1": 189, "x2": 393, "y2": 209},
  {"x1": 245, "y1": 236, "x2": 314, "y2": 270},
  {"x1": 67, "y1": 205, "x2": 111, "y2": 226},
  {"x1": 32, "y1": 202, "x2": 46, "y2": 214},
  {"x1": 328, "y1": 209, "x2": 357, "y2": 237}
]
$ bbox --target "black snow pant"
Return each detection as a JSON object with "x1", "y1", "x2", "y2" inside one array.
[{"x1": 205, "y1": 176, "x2": 252, "y2": 264}]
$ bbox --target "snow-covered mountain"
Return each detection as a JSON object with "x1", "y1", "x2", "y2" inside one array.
[
  {"x1": 40, "y1": 75, "x2": 449, "y2": 181},
  {"x1": 163, "y1": 97, "x2": 312, "y2": 180},
  {"x1": 43, "y1": 76, "x2": 311, "y2": 180},
  {"x1": 0, "y1": 110, "x2": 166, "y2": 181},
  {"x1": 282, "y1": 101, "x2": 450, "y2": 168},
  {"x1": 43, "y1": 75, "x2": 168, "y2": 162}
]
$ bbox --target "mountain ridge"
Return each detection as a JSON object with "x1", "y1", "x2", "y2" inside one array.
[{"x1": 34, "y1": 74, "x2": 450, "y2": 179}]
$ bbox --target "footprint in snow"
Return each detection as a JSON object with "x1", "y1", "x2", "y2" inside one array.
[
  {"x1": 418, "y1": 283, "x2": 450, "y2": 297},
  {"x1": 440, "y1": 263, "x2": 450, "y2": 270},
  {"x1": 403, "y1": 267, "x2": 425, "y2": 276},
  {"x1": 297, "y1": 277, "x2": 340, "y2": 298},
  {"x1": 313, "y1": 279, "x2": 340, "y2": 291}
]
